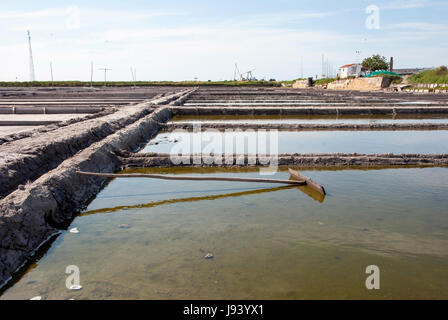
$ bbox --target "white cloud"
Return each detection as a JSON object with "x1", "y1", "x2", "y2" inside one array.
[
  {"x1": 388, "y1": 22, "x2": 448, "y2": 32},
  {"x1": 380, "y1": 0, "x2": 448, "y2": 9},
  {"x1": 0, "y1": 7, "x2": 186, "y2": 31},
  {"x1": 380, "y1": 0, "x2": 428, "y2": 9}
]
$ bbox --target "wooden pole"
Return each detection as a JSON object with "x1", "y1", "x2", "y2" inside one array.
[
  {"x1": 288, "y1": 168, "x2": 326, "y2": 195},
  {"x1": 76, "y1": 171, "x2": 306, "y2": 185}
]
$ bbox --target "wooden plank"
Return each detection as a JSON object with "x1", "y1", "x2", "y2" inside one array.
[
  {"x1": 288, "y1": 168, "x2": 326, "y2": 195},
  {"x1": 76, "y1": 171, "x2": 306, "y2": 185},
  {"x1": 297, "y1": 185, "x2": 326, "y2": 203}
]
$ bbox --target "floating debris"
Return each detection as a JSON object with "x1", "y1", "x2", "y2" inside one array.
[
  {"x1": 30, "y1": 296, "x2": 42, "y2": 300},
  {"x1": 118, "y1": 224, "x2": 131, "y2": 229},
  {"x1": 69, "y1": 228, "x2": 79, "y2": 234},
  {"x1": 317, "y1": 221, "x2": 325, "y2": 226},
  {"x1": 204, "y1": 253, "x2": 214, "y2": 259}
]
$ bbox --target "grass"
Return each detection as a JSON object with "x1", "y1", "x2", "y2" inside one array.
[
  {"x1": 281, "y1": 78, "x2": 308, "y2": 86},
  {"x1": 389, "y1": 76, "x2": 403, "y2": 84},
  {"x1": 313, "y1": 78, "x2": 337, "y2": 85},
  {"x1": 408, "y1": 66, "x2": 448, "y2": 84},
  {"x1": 0, "y1": 80, "x2": 281, "y2": 87}
]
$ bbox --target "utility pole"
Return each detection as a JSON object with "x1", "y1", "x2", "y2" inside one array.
[
  {"x1": 321, "y1": 54, "x2": 324, "y2": 79},
  {"x1": 50, "y1": 61, "x2": 54, "y2": 85},
  {"x1": 90, "y1": 62, "x2": 94, "y2": 88},
  {"x1": 130, "y1": 66, "x2": 137, "y2": 88},
  {"x1": 301, "y1": 57, "x2": 303, "y2": 79},
  {"x1": 27, "y1": 30, "x2": 35, "y2": 81},
  {"x1": 99, "y1": 67, "x2": 112, "y2": 86}
]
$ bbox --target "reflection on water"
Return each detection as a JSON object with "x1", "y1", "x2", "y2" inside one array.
[
  {"x1": 142, "y1": 130, "x2": 448, "y2": 154},
  {"x1": 1, "y1": 167, "x2": 448, "y2": 300},
  {"x1": 171, "y1": 114, "x2": 448, "y2": 125}
]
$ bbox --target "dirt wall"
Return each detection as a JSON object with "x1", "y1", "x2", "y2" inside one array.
[{"x1": 327, "y1": 77, "x2": 392, "y2": 91}]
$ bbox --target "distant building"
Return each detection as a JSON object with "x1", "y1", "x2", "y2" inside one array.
[
  {"x1": 338, "y1": 63, "x2": 369, "y2": 78},
  {"x1": 392, "y1": 68, "x2": 431, "y2": 75}
]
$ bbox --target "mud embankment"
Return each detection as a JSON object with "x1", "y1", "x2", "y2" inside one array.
[
  {"x1": 0, "y1": 109, "x2": 117, "y2": 145},
  {"x1": 0, "y1": 89, "x2": 194, "y2": 287},
  {"x1": 0, "y1": 106, "x2": 175, "y2": 287},
  {"x1": 118, "y1": 152, "x2": 448, "y2": 168},
  {"x1": 171, "y1": 106, "x2": 448, "y2": 116},
  {"x1": 0, "y1": 91, "x2": 189, "y2": 199}
]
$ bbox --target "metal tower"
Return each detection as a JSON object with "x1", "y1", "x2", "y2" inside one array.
[
  {"x1": 27, "y1": 30, "x2": 35, "y2": 81},
  {"x1": 233, "y1": 63, "x2": 240, "y2": 81}
]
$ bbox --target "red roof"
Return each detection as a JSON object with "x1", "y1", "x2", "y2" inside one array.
[{"x1": 340, "y1": 64, "x2": 355, "y2": 68}]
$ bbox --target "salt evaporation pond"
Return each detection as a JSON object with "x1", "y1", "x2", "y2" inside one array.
[
  {"x1": 142, "y1": 130, "x2": 448, "y2": 154},
  {"x1": 1, "y1": 167, "x2": 448, "y2": 299}
]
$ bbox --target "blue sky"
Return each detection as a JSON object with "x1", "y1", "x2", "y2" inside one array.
[{"x1": 0, "y1": 0, "x2": 447, "y2": 81}]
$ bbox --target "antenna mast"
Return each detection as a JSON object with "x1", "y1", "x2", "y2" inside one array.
[{"x1": 27, "y1": 30, "x2": 36, "y2": 81}]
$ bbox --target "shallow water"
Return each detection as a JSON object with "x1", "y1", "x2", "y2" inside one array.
[
  {"x1": 2, "y1": 167, "x2": 448, "y2": 300},
  {"x1": 142, "y1": 130, "x2": 448, "y2": 154},
  {"x1": 171, "y1": 115, "x2": 448, "y2": 125}
]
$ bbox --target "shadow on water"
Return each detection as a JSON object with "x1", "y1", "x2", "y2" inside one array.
[
  {"x1": 0, "y1": 233, "x2": 60, "y2": 296},
  {"x1": 81, "y1": 183, "x2": 325, "y2": 216}
]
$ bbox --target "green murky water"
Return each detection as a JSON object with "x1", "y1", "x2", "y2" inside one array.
[
  {"x1": 171, "y1": 114, "x2": 448, "y2": 125},
  {"x1": 1, "y1": 167, "x2": 448, "y2": 300},
  {"x1": 142, "y1": 130, "x2": 448, "y2": 154}
]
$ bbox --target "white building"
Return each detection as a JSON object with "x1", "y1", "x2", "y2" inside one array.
[{"x1": 338, "y1": 63, "x2": 366, "y2": 78}]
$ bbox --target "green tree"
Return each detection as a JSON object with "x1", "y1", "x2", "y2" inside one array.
[{"x1": 362, "y1": 54, "x2": 389, "y2": 72}]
